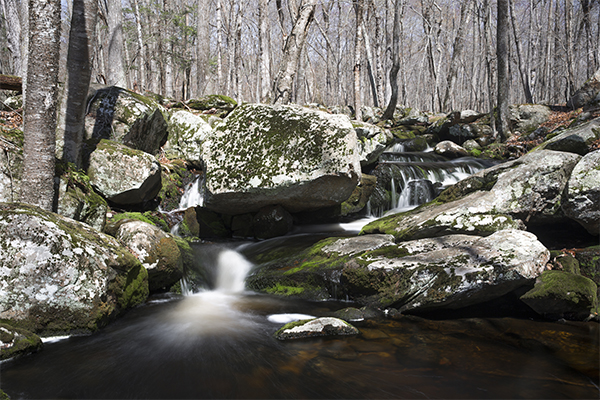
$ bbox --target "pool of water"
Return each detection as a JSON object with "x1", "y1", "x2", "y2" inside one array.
[{"x1": 2, "y1": 289, "x2": 598, "y2": 399}]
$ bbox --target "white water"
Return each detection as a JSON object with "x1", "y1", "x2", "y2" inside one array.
[{"x1": 178, "y1": 175, "x2": 204, "y2": 209}]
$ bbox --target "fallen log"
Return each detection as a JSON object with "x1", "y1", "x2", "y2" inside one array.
[{"x1": 0, "y1": 74, "x2": 22, "y2": 92}]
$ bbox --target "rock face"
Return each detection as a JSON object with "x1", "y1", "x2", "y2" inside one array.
[
  {"x1": 88, "y1": 139, "x2": 162, "y2": 205},
  {"x1": 249, "y1": 229, "x2": 549, "y2": 312},
  {"x1": 112, "y1": 220, "x2": 183, "y2": 292},
  {"x1": 201, "y1": 103, "x2": 361, "y2": 214},
  {"x1": 84, "y1": 86, "x2": 169, "y2": 155},
  {"x1": 0, "y1": 203, "x2": 148, "y2": 334},
  {"x1": 164, "y1": 110, "x2": 212, "y2": 166},
  {"x1": 562, "y1": 150, "x2": 600, "y2": 235},
  {"x1": 273, "y1": 317, "x2": 359, "y2": 340}
]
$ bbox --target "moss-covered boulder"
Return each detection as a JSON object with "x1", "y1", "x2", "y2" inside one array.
[
  {"x1": 84, "y1": 86, "x2": 169, "y2": 155},
  {"x1": 183, "y1": 94, "x2": 237, "y2": 116},
  {"x1": 562, "y1": 150, "x2": 600, "y2": 235},
  {"x1": 537, "y1": 117, "x2": 600, "y2": 155},
  {"x1": 0, "y1": 323, "x2": 42, "y2": 360},
  {"x1": 0, "y1": 203, "x2": 148, "y2": 335},
  {"x1": 201, "y1": 103, "x2": 361, "y2": 215},
  {"x1": 112, "y1": 220, "x2": 183, "y2": 292},
  {"x1": 520, "y1": 270, "x2": 598, "y2": 320},
  {"x1": 250, "y1": 229, "x2": 549, "y2": 312},
  {"x1": 0, "y1": 126, "x2": 23, "y2": 203},
  {"x1": 164, "y1": 110, "x2": 213, "y2": 167},
  {"x1": 87, "y1": 139, "x2": 161, "y2": 205},
  {"x1": 56, "y1": 163, "x2": 108, "y2": 231},
  {"x1": 273, "y1": 317, "x2": 359, "y2": 340}
]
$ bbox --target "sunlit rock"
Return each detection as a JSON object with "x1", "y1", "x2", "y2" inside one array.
[
  {"x1": 164, "y1": 110, "x2": 212, "y2": 167},
  {"x1": 88, "y1": 139, "x2": 161, "y2": 205},
  {"x1": 562, "y1": 150, "x2": 600, "y2": 235},
  {"x1": 537, "y1": 117, "x2": 600, "y2": 155},
  {"x1": 0, "y1": 203, "x2": 148, "y2": 335},
  {"x1": 201, "y1": 103, "x2": 361, "y2": 214},
  {"x1": 274, "y1": 317, "x2": 359, "y2": 340}
]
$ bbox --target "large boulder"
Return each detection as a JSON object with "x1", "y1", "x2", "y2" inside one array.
[
  {"x1": 567, "y1": 69, "x2": 600, "y2": 109},
  {"x1": 111, "y1": 220, "x2": 184, "y2": 292},
  {"x1": 562, "y1": 150, "x2": 600, "y2": 235},
  {"x1": 537, "y1": 117, "x2": 600, "y2": 155},
  {"x1": 249, "y1": 229, "x2": 549, "y2": 312},
  {"x1": 84, "y1": 86, "x2": 169, "y2": 155},
  {"x1": 201, "y1": 103, "x2": 361, "y2": 214},
  {"x1": 0, "y1": 203, "x2": 148, "y2": 335},
  {"x1": 87, "y1": 139, "x2": 162, "y2": 205},
  {"x1": 163, "y1": 110, "x2": 212, "y2": 167}
]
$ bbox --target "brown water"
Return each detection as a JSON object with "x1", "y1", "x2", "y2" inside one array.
[{"x1": 1, "y1": 291, "x2": 598, "y2": 399}]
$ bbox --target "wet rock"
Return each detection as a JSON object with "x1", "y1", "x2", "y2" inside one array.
[
  {"x1": 538, "y1": 117, "x2": 600, "y2": 155},
  {"x1": 520, "y1": 270, "x2": 598, "y2": 320},
  {"x1": 164, "y1": 110, "x2": 213, "y2": 167},
  {"x1": 112, "y1": 220, "x2": 183, "y2": 292},
  {"x1": 0, "y1": 323, "x2": 42, "y2": 360},
  {"x1": 0, "y1": 203, "x2": 148, "y2": 335},
  {"x1": 252, "y1": 204, "x2": 293, "y2": 240},
  {"x1": 333, "y1": 307, "x2": 365, "y2": 321},
  {"x1": 88, "y1": 139, "x2": 162, "y2": 205},
  {"x1": 274, "y1": 317, "x2": 359, "y2": 340},
  {"x1": 340, "y1": 174, "x2": 377, "y2": 217},
  {"x1": 434, "y1": 140, "x2": 469, "y2": 158},
  {"x1": 201, "y1": 103, "x2": 361, "y2": 214},
  {"x1": 562, "y1": 150, "x2": 600, "y2": 235}
]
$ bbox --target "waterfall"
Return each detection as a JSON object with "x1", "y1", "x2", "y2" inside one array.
[
  {"x1": 179, "y1": 175, "x2": 204, "y2": 209},
  {"x1": 214, "y1": 249, "x2": 253, "y2": 293}
]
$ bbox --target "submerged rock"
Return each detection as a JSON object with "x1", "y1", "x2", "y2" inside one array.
[
  {"x1": 87, "y1": 139, "x2": 162, "y2": 205},
  {"x1": 274, "y1": 317, "x2": 359, "y2": 340},
  {"x1": 201, "y1": 103, "x2": 361, "y2": 214},
  {"x1": 0, "y1": 203, "x2": 148, "y2": 335}
]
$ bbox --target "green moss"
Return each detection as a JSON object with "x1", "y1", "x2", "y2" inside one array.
[
  {"x1": 113, "y1": 263, "x2": 149, "y2": 309},
  {"x1": 0, "y1": 323, "x2": 43, "y2": 361},
  {"x1": 1, "y1": 389, "x2": 10, "y2": 400},
  {"x1": 265, "y1": 283, "x2": 306, "y2": 296},
  {"x1": 522, "y1": 270, "x2": 597, "y2": 306}
]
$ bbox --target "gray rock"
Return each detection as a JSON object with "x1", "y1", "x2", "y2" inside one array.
[
  {"x1": 56, "y1": 175, "x2": 108, "y2": 232},
  {"x1": 434, "y1": 140, "x2": 469, "y2": 158},
  {"x1": 113, "y1": 220, "x2": 183, "y2": 292},
  {"x1": 84, "y1": 86, "x2": 169, "y2": 156},
  {"x1": 509, "y1": 104, "x2": 551, "y2": 133},
  {"x1": 0, "y1": 203, "x2": 147, "y2": 334},
  {"x1": 459, "y1": 110, "x2": 486, "y2": 123},
  {"x1": 201, "y1": 103, "x2": 361, "y2": 214},
  {"x1": 538, "y1": 117, "x2": 600, "y2": 155},
  {"x1": 164, "y1": 110, "x2": 213, "y2": 166},
  {"x1": 88, "y1": 139, "x2": 162, "y2": 205},
  {"x1": 274, "y1": 317, "x2": 359, "y2": 340},
  {"x1": 562, "y1": 150, "x2": 600, "y2": 235},
  {"x1": 354, "y1": 121, "x2": 393, "y2": 166},
  {"x1": 462, "y1": 139, "x2": 481, "y2": 151}
]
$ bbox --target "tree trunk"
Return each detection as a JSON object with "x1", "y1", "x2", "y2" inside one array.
[
  {"x1": 509, "y1": 0, "x2": 533, "y2": 103},
  {"x1": 133, "y1": 0, "x2": 145, "y2": 92},
  {"x1": 354, "y1": 0, "x2": 364, "y2": 121},
  {"x1": 362, "y1": 19, "x2": 378, "y2": 108},
  {"x1": 106, "y1": 0, "x2": 126, "y2": 87},
  {"x1": 442, "y1": 0, "x2": 471, "y2": 111},
  {"x1": 21, "y1": 0, "x2": 61, "y2": 211},
  {"x1": 382, "y1": 0, "x2": 402, "y2": 120},
  {"x1": 0, "y1": 0, "x2": 23, "y2": 76},
  {"x1": 0, "y1": 74, "x2": 22, "y2": 91},
  {"x1": 216, "y1": 0, "x2": 224, "y2": 93},
  {"x1": 259, "y1": 0, "x2": 272, "y2": 102},
  {"x1": 272, "y1": 0, "x2": 317, "y2": 105},
  {"x1": 56, "y1": 0, "x2": 97, "y2": 166},
  {"x1": 496, "y1": 0, "x2": 510, "y2": 141},
  {"x1": 196, "y1": 0, "x2": 210, "y2": 96}
]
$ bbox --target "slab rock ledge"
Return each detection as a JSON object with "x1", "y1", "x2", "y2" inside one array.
[{"x1": 201, "y1": 104, "x2": 361, "y2": 214}]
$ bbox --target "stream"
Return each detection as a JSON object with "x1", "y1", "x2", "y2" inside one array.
[{"x1": 1, "y1": 146, "x2": 599, "y2": 399}]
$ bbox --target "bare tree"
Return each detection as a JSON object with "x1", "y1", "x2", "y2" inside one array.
[
  {"x1": 272, "y1": 0, "x2": 318, "y2": 105},
  {"x1": 21, "y1": 0, "x2": 61, "y2": 211},
  {"x1": 354, "y1": 0, "x2": 365, "y2": 121},
  {"x1": 497, "y1": 0, "x2": 510, "y2": 141},
  {"x1": 259, "y1": 0, "x2": 272, "y2": 102},
  {"x1": 442, "y1": 0, "x2": 471, "y2": 111},
  {"x1": 104, "y1": 0, "x2": 126, "y2": 86},
  {"x1": 0, "y1": 0, "x2": 23, "y2": 76},
  {"x1": 382, "y1": 0, "x2": 403, "y2": 120}
]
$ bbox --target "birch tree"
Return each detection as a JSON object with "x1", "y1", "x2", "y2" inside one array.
[{"x1": 21, "y1": 0, "x2": 61, "y2": 211}]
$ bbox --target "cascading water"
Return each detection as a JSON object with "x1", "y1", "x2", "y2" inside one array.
[
  {"x1": 367, "y1": 143, "x2": 496, "y2": 217},
  {"x1": 179, "y1": 174, "x2": 204, "y2": 209}
]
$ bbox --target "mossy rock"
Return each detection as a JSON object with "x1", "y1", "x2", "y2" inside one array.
[
  {"x1": 273, "y1": 317, "x2": 359, "y2": 340},
  {"x1": 520, "y1": 270, "x2": 598, "y2": 320},
  {"x1": 0, "y1": 323, "x2": 42, "y2": 360},
  {"x1": 185, "y1": 95, "x2": 237, "y2": 116}
]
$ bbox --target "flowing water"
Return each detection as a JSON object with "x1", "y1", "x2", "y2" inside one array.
[{"x1": 1, "y1": 145, "x2": 598, "y2": 399}]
